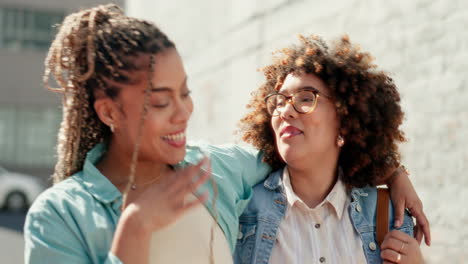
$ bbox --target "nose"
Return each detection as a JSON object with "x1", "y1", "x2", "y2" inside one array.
[
  {"x1": 279, "y1": 101, "x2": 297, "y2": 120},
  {"x1": 172, "y1": 98, "x2": 192, "y2": 123}
]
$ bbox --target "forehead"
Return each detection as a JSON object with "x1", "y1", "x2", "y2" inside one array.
[
  {"x1": 122, "y1": 48, "x2": 186, "y2": 90},
  {"x1": 279, "y1": 72, "x2": 328, "y2": 94},
  {"x1": 151, "y1": 48, "x2": 186, "y2": 83}
]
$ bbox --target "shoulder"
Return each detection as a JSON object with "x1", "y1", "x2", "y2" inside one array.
[
  {"x1": 186, "y1": 141, "x2": 267, "y2": 178},
  {"x1": 25, "y1": 173, "x2": 97, "y2": 233},
  {"x1": 241, "y1": 169, "x2": 283, "y2": 216},
  {"x1": 29, "y1": 176, "x2": 80, "y2": 210},
  {"x1": 188, "y1": 141, "x2": 260, "y2": 162},
  {"x1": 352, "y1": 187, "x2": 414, "y2": 234}
]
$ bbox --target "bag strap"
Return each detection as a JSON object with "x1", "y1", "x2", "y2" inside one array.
[{"x1": 376, "y1": 187, "x2": 390, "y2": 246}]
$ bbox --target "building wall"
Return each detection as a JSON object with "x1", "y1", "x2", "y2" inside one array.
[
  {"x1": 0, "y1": 0, "x2": 123, "y2": 180},
  {"x1": 126, "y1": 0, "x2": 468, "y2": 262}
]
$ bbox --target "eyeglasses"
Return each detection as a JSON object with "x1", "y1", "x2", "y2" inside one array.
[{"x1": 264, "y1": 89, "x2": 332, "y2": 116}]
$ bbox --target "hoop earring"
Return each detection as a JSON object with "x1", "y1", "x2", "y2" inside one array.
[{"x1": 337, "y1": 135, "x2": 344, "y2": 147}]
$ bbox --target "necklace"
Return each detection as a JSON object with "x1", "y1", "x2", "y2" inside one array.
[{"x1": 130, "y1": 175, "x2": 160, "y2": 190}]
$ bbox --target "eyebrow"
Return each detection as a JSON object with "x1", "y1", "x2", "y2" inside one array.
[
  {"x1": 147, "y1": 76, "x2": 188, "y2": 93},
  {"x1": 279, "y1": 85, "x2": 332, "y2": 98},
  {"x1": 299, "y1": 86, "x2": 320, "y2": 92},
  {"x1": 150, "y1": 87, "x2": 172, "y2": 93},
  {"x1": 280, "y1": 85, "x2": 319, "y2": 94}
]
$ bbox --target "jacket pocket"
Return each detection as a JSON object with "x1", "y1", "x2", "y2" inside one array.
[{"x1": 234, "y1": 221, "x2": 257, "y2": 264}]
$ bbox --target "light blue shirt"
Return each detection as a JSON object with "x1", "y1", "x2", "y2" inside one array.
[{"x1": 24, "y1": 143, "x2": 270, "y2": 264}]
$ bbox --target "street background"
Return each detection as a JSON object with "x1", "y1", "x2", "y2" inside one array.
[{"x1": 1, "y1": 0, "x2": 467, "y2": 263}]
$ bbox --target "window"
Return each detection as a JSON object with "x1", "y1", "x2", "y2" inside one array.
[
  {"x1": 0, "y1": 7, "x2": 64, "y2": 51},
  {"x1": 0, "y1": 106, "x2": 61, "y2": 168}
]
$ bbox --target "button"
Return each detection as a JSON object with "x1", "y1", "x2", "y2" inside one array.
[
  {"x1": 319, "y1": 257, "x2": 326, "y2": 263},
  {"x1": 315, "y1": 223, "x2": 321, "y2": 229},
  {"x1": 369, "y1": 242, "x2": 377, "y2": 251},
  {"x1": 237, "y1": 231, "x2": 243, "y2": 240},
  {"x1": 356, "y1": 204, "x2": 362, "y2": 212}
]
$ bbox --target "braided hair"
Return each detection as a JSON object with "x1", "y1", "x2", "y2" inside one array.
[{"x1": 44, "y1": 4, "x2": 175, "y2": 183}]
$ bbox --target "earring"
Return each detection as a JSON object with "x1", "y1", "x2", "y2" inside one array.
[
  {"x1": 110, "y1": 124, "x2": 115, "y2": 133},
  {"x1": 337, "y1": 135, "x2": 344, "y2": 147}
]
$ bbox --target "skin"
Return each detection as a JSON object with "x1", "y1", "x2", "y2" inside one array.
[
  {"x1": 84, "y1": 48, "x2": 428, "y2": 264},
  {"x1": 381, "y1": 230, "x2": 424, "y2": 264},
  {"x1": 272, "y1": 72, "x2": 339, "y2": 208},
  {"x1": 271, "y1": 71, "x2": 425, "y2": 263},
  {"x1": 95, "y1": 48, "x2": 211, "y2": 263}
]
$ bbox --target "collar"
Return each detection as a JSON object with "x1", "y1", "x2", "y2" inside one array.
[
  {"x1": 78, "y1": 143, "x2": 206, "y2": 206},
  {"x1": 281, "y1": 166, "x2": 348, "y2": 220},
  {"x1": 263, "y1": 168, "x2": 285, "y2": 191},
  {"x1": 79, "y1": 143, "x2": 122, "y2": 205}
]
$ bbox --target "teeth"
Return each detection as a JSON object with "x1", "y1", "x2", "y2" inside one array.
[{"x1": 162, "y1": 131, "x2": 186, "y2": 141}]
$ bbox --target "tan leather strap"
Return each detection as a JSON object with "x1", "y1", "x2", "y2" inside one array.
[{"x1": 376, "y1": 187, "x2": 390, "y2": 246}]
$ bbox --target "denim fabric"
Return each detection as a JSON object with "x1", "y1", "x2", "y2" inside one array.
[
  {"x1": 24, "y1": 143, "x2": 270, "y2": 263},
  {"x1": 234, "y1": 168, "x2": 414, "y2": 264}
]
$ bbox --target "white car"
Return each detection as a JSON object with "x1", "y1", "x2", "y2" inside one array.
[{"x1": 0, "y1": 166, "x2": 46, "y2": 212}]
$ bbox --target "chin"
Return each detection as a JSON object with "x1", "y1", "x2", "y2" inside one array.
[
  {"x1": 278, "y1": 146, "x2": 304, "y2": 166},
  {"x1": 165, "y1": 148, "x2": 187, "y2": 165}
]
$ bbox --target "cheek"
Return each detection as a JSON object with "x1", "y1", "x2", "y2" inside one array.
[
  {"x1": 186, "y1": 97, "x2": 194, "y2": 115},
  {"x1": 144, "y1": 111, "x2": 166, "y2": 135},
  {"x1": 271, "y1": 117, "x2": 281, "y2": 137}
]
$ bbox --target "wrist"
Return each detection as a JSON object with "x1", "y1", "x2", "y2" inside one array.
[
  {"x1": 111, "y1": 204, "x2": 152, "y2": 263},
  {"x1": 386, "y1": 165, "x2": 410, "y2": 187},
  {"x1": 120, "y1": 203, "x2": 153, "y2": 237}
]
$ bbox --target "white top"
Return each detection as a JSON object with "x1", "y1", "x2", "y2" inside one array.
[
  {"x1": 149, "y1": 194, "x2": 233, "y2": 264},
  {"x1": 270, "y1": 168, "x2": 367, "y2": 264}
]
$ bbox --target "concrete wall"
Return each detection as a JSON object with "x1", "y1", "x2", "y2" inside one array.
[{"x1": 127, "y1": 0, "x2": 468, "y2": 262}]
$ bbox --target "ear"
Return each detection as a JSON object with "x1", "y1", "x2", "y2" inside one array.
[{"x1": 94, "y1": 98, "x2": 121, "y2": 130}]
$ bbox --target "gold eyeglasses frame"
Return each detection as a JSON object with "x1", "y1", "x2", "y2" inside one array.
[{"x1": 264, "y1": 88, "x2": 333, "y2": 116}]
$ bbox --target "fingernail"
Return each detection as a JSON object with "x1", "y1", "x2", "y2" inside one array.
[{"x1": 394, "y1": 220, "x2": 401, "y2": 227}]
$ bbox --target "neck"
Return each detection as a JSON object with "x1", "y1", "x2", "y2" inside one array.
[
  {"x1": 96, "y1": 138, "x2": 168, "y2": 192},
  {"x1": 287, "y1": 150, "x2": 339, "y2": 208}
]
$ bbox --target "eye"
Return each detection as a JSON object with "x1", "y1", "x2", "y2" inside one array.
[
  {"x1": 182, "y1": 90, "x2": 192, "y2": 98},
  {"x1": 151, "y1": 102, "x2": 170, "y2": 108},
  {"x1": 151, "y1": 94, "x2": 171, "y2": 108}
]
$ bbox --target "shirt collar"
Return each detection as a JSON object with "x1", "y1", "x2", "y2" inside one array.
[
  {"x1": 263, "y1": 168, "x2": 284, "y2": 191},
  {"x1": 282, "y1": 166, "x2": 348, "y2": 220},
  {"x1": 80, "y1": 143, "x2": 122, "y2": 205},
  {"x1": 282, "y1": 168, "x2": 302, "y2": 207},
  {"x1": 78, "y1": 143, "x2": 205, "y2": 207},
  {"x1": 324, "y1": 174, "x2": 348, "y2": 220}
]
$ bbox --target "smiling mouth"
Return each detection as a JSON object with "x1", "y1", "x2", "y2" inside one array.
[
  {"x1": 280, "y1": 126, "x2": 303, "y2": 139},
  {"x1": 161, "y1": 131, "x2": 186, "y2": 147}
]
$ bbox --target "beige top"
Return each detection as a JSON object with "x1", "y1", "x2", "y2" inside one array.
[
  {"x1": 270, "y1": 168, "x2": 367, "y2": 264},
  {"x1": 149, "y1": 194, "x2": 233, "y2": 264}
]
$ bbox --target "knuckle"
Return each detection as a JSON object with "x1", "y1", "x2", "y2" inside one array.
[{"x1": 380, "y1": 249, "x2": 392, "y2": 259}]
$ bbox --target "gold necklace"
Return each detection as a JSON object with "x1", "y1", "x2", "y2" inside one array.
[{"x1": 130, "y1": 175, "x2": 160, "y2": 190}]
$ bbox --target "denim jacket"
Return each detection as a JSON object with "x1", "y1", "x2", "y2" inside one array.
[{"x1": 234, "y1": 169, "x2": 414, "y2": 264}]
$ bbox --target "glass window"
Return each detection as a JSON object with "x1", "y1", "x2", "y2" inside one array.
[
  {"x1": 0, "y1": 6, "x2": 64, "y2": 51},
  {"x1": 0, "y1": 106, "x2": 61, "y2": 168}
]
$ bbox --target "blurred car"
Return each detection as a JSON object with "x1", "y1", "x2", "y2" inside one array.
[{"x1": 0, "y1": 166, "x2": 46, "y2": 212}]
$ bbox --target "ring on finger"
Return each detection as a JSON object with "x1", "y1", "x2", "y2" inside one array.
[
  {"x1": 399, "y1": 242, "x2": 406, "y2": 252},
  {"x1": 396, "y1": 253, "x2": 401, "y2": 263}
]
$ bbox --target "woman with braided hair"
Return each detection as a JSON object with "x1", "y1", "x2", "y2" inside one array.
[
  {"x1": 26, "y1": 5, "x2": 241, "y2": 263},
  {"x1": 24, "y1": 4, "x2": 428, "y2": 264}
]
